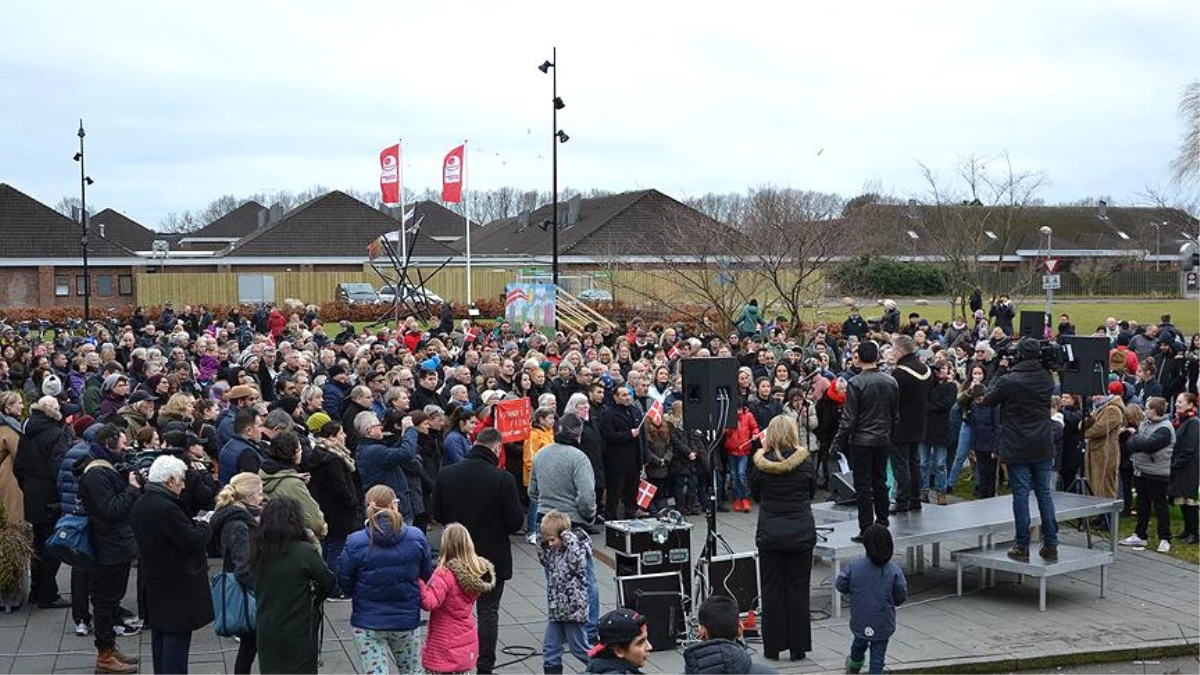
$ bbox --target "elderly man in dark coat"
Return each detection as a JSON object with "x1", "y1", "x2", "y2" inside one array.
[
  {"x1": 889, "y1": 336, "x2": 932, "y2": 514},
  {"x1": 131, "y1": 454, "x2": 214, "y2": 674}
]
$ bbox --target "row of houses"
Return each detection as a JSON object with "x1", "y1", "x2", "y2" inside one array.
[{"x1": 0, "y1": 182, "x2": 1195, "y2": 309}]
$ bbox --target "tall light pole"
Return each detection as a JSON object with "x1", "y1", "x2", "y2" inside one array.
[
  {"x1": 73, "y1": 119, "x2": 94, "y2": 322},
  {"x1": 1040, "y1": 225, "x2": 1053, "y2": 325},
  {"x1": 539, "y1": 48, "x2": 568, "y2": 288}
]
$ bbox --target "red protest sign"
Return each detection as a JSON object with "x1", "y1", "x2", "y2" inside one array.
[{"x1": 495, "y1": 398, "x2": 531, "y2": 443}]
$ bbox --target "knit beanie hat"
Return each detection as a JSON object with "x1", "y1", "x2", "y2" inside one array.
[{"x1": 306, "y1": 412, "x2": 332, "y2": 434}]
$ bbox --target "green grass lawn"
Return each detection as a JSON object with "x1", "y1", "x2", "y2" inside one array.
[{"x1": 799, "y1": 298, "x2": 1199, "y2": 336}]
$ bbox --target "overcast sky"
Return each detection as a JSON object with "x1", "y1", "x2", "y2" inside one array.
[{"x1": 2, "y1": 1, "x2": 1197, "y2": 228}]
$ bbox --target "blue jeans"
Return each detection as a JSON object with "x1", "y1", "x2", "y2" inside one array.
[
  {"x1": 1008, "y1": 459, "x2": 1059, "y2": 549},
  {"x1": 947, "y1": 424, "x2": 972, "y2": 487},
  {"x1": 543, "y1": 620, "x2": 590, "y2": 671},
  {"x1": 526, "y1": 498, "x2": 539, "y2": 534},
  {"x1": 918, "y1": 443, "x2": 948, "y2": 493},
  {"x1": 322, "y1": 535, "x2": 347, "y2": 593},
  {"x1": 543, "y1": 524, "x2": 600, "y2": 642},
  {"x1": 849, "y1": 636, "x2": 888, "y2": 674},
  {"x1": 728, "y1": 454, "x2": 750, "y2": 499}
]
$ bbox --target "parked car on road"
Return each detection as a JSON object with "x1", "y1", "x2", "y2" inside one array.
[
  {"x1": 335, "y1": 282, "x2": 380, "y2": 304},
  {"x1": 576, "y1": 288, "x2": 613, "y2": 302},
  {"x1": 378, "y1": 283, "x2": 444, "y2": 306}
]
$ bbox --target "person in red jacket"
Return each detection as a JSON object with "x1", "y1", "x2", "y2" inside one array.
[
  {"x1": 266, "y1": 307, "x2": 286, "y2": 343},
  {"x1": 723, "y1": 404, "x2": 760, "y2": 512}
]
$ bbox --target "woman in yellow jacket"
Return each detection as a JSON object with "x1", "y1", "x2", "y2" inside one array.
[{"x1": 523, "y1": 406, "x2": 556, "y2": 543}]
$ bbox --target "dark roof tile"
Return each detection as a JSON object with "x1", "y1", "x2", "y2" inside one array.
[{"x1": 0, "y1": 183, "x2": 135, "y2": 258}]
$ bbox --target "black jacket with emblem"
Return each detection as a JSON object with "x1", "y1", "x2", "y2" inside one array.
[{"x1": 892, "y1": 353, "x2": 933, "y2": 444}]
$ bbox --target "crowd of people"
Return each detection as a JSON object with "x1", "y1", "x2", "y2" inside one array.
[{"x1": 0, "y1": 295, "x2": 1196, "y2": 674}]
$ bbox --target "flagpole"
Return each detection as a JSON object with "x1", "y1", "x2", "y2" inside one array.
[
  {"x1": 464, "y1": 139, "x2": 472, "y2": 307},
  {"x1": 398, "y1": 138, "x2": 407, "y2": 271}
]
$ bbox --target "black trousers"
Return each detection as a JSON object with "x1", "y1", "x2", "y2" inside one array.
[
  {"x1": 29, "y1": 521, "x2": 61, "y2": 605},
  {"x1": 476, "y1": 579, "x2": 505, "y2": 673},
  {"x1": 758, "y1": 548, "x2": 813, "y2": 658},
  {"x1": 977, "y1": 451, "x2": 997, "y2": 498},
  {"x1": 889, "y1": 442, "x2": 921, "y2": 506},
  {"x1": 1134, "y1": 476, "x2": 1171, "y2": 541},
  {"x1": 851, "y1": 445, "x2": 890, "y2": 533},
  {"x1": 152, "y1": 630, "x2": 193, "y2": 674},
  {"x1": 71, "y1": 566, "x2": 92, "y2": 625},
  {"x1": 234, "y1": 630, "x2": 257, "y2": 674},
  {"x1": 91, "y1": 562, "x2": 131, "y2": 651},
  {"x1": 605, "y1": 471, "x2": 639, "y2": 520}
]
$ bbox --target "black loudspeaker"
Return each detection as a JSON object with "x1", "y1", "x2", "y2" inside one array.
[
  {"x1": 830, "y1": 471, "x2": 857, "y2": 505},
  {"x1": 1060, "y1": 336, "x2": 1110, "y2": 397},
  {"x1": 681, "y1": 357, "x2": 737, "y2": 431},
  {"x1": 1018, "y1": 311, "x2": 1045, "y2": 340},
  {"x1": 634, "y1": 591, "x2": 684, "y2": 650},
  {"x1": 702, "y1": 552, "x2": 761, "y2": 615}
]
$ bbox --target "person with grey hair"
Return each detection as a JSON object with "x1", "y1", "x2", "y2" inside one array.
[
  {"x1": 889, "y1": 335, "x2": 932, "y2": 514},
  {"x1": 355, "y1": 410, "x2": 420, "y2": 519},
  {"x1": 341, "y1": 385, "x2": 376, "y2": 451},
  {"x1": 15, "y1": 395, "x2": 70, "y2": 609},
  {"x1": 132, "y1": 454, "x2": 214, "y2": 674}
]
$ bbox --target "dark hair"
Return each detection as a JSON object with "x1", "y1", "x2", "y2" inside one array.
[
  {"x1": 247, "y1": 496, "x2": 307, "y2": 578},
  {"x1": 863, "y1": 523, "x2": 894, "y2": 566},
  {"x1": 266, "y1": 430, "x2": 300, "y2": 462},
  {"x1": 476, "y1": 427, "x2": 503, "y2": 447},
  {"x1": 94, "y1": 424, "x2": 123, "y2": 450},
  {"x1": 698, "y1": 595, "x2": 740, "y2": 640},
  {"x1": 857, "y1": 340, "x2": 880, "y2": 364},
  {"x1": 233, "y1": 408, "x2": 259, "y2": 436},
  {"x1": 448, "y1": 405, "x2": 475, "y2": 430},
  {"x1": 318, "y1": 420, "x2": 342, "y2": 438}
]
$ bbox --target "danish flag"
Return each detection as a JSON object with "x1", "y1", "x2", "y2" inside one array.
[
  {"x1": 636, "y1": 480, "x2": 658, "y2": 510},
  {"x1": 646, "y1": 399, "x2": 664, "y2": 426}
]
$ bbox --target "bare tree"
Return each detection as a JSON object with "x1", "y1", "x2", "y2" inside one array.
[
  {"x1": 1172, "y1": 80, "x2": 1200, "y2": 186},
  {"x1": 684, "y1": 192, "x2": 748, "y2": 225},
  {"x1": 1072, "y1": 257, "x2": 1119, "y2": 296},
  {"x1": 195, "y1": 194, "x2": 241, "y2": 226},
  {"x1": 54, "y1": 196, "x2": 83, "y2": 220},
  {"x1": 158, "y1": 210, "x2": 200, "y2": 233}
]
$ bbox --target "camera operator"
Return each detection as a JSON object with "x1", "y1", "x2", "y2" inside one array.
[{"x1": 980, "y1": 338, "x2": 1059, "y2": 562}]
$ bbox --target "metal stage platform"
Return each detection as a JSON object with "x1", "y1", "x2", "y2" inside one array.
[{"x1": 817, "y1": 491, "x2": 1122, "y2": 617}]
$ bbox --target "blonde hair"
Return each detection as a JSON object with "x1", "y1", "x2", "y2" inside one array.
[
  {"x1": 216, "y1": 472, "x2": 263, "y2": 509},
  {"x1": 365, "y1": 485, "x2": 402, "y2": 546},
  {"x1": 763, "y1": 415, "x2": 809, "y2": 462},
  {"x1": 0, "y1": 391, "x2": 22, "y2": 416},
  {"x1": 439, "y1": 522, "x2": 490, "y2": 576},
  {"x1": 159, "y1": 393, "x2": 194, "y2": 420},
  {"x1": 540, "y1": 510, "x2": 571, "y2": 537}
]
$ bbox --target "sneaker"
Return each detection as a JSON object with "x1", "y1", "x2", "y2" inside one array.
[
  {"x1": 1157, "y1": 540, "x2": 1172, "y2": 554},
  {"x1": 525, "y1": 532, "x2": 539, "y2": 545},
  {"x1": 74, "y1": 621, "x2": 91, "y2": 636},
  {"x1": 1119, "y1": 534, "x2": 1148, "y2": 547},
  {"x1": 114, "y1": 622, "x2": 141, "y2": 638}
]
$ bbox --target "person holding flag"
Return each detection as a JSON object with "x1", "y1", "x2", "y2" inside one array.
[{"x1": 600, "y1": 387, "x2": 646, "y2": 520}]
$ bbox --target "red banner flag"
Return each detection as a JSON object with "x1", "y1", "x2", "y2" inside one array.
[
  {"x1": 442, "y1": 144, "x2": 465, "y2": 203},
  {"x1": 495, "y1": 398, "x2": 531, "y2": 443},
  {"x1": 646, "y1": 399, "x2": 663, "y2": 426},
  {"x1": 636, "y1": 479, "x2": 658, "y2": 510},
  {"x1": 380, "y1": 144, "x2": 400, "y2": 205}
]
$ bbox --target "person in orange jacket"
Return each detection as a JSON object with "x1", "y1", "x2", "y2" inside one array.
[{"x1": 724, "y1": 403, "x2": 760, "y2": 512}]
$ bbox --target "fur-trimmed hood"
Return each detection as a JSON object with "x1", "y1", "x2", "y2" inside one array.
[
  {"x1": 752, "y1": 444, "x2": 809, "y2": 474},
  {"x1": 446, "y1": 557, "x2": 497, "y2": 596}
]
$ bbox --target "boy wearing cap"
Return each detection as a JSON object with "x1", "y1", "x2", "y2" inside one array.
[{"x1": 586, "y1": 609, "x2": 651, "y2": 674}]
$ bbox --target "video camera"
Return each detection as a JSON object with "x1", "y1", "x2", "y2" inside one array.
[{"x1": 1003, "y1": 338, "x2": 1067, "y2": 372}]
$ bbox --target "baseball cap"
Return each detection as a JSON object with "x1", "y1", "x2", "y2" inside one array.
[
  {"x1": 129, "y1": 390, "x2": 157, "y2": 404},
  {"x1": 588, "y1": 609, "x2": 647, "y2": 657}
]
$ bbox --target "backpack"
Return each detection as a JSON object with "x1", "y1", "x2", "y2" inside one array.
[{"x1": 44, "y1": 459, "x2": 111, "y2": 572}]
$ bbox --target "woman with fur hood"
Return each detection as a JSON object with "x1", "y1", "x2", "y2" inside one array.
[
  {"x1": 749, "y1": 415, "x2": 816, "y2": 663},
  {"x1": 419, "y1": 523, "x2": 496, "y2": 675}
]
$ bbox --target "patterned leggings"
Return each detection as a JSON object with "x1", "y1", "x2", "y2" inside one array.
[{"x1": 352, "y1": 627, "x2": 421, "y2": 675}]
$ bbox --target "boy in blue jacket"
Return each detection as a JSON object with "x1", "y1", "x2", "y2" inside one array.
[{"x1": 835, "y1": 524, "x2": 907, "y2": 674}]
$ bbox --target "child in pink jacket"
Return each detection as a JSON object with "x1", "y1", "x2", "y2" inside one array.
[{"x1": 419, "y1": 523, "x2": 496, "y2": 674}]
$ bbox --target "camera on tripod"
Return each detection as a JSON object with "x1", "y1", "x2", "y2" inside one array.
[{"x1": 1003, "y1": 339, "x2": 1066, "y2": 372}]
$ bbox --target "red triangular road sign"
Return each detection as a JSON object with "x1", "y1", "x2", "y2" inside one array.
[{"x1": 1044, "y1": 258, "x2": 1059, "y2": 273}]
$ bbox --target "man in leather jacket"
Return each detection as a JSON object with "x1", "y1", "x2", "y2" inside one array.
[{"x1": 832, "y1": 341, "x2": 899, "y2": 542}]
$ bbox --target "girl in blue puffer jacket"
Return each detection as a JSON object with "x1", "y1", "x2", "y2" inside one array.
[{"x1": 337, "y1": 485, "x2": 433, "y2": 675}]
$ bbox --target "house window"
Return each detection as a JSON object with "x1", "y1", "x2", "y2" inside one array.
[
  {"x1": 97, "y1": 275, "x2": 113, "y2": 296},
  {"x1": 118, "y1": 275, "x2": 133, "y2": 296},
  {"x1": 55, "y1": 275, "x2": 69, "y2": 296},
  {"x1": 76, "y1": 275, "x2": 88, "y2": 296}
]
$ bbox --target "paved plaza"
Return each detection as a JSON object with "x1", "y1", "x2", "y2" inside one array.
[{"x1": 1, "y1": 501, "x2": 1197, "y2": 674}]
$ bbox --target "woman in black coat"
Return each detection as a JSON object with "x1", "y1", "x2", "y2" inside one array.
[
  {"x1": 131, "y1": 455, "x2": 214, "y2": 675},
  {"x1": 304, "y1": 421, "x2": 360, "y2": 593},
  {"x1": 1169, "y1": 393, "x2": 1199, "y2": 544},
  {"x1": 749, "y1": 415, "x2": 815, "y2": 662},
  {"x1": 1059, "y1": 394, "x2": 1085, "y2": 492}
]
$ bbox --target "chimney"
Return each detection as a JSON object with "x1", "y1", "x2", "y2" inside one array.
[
  {"x1": 269, "y1": 203, "x2": 284, "y2": 222},
  {"x1": 567, "y1": 194, "x2": 582, "y2": 226},
  {"x1": 257, "y1": 207, "x2": 269, "y2": 228},
  {"x1": 1097, "y1": 200, "x2": 1108, "y2": 220},
  {"x1": 517, "y1": 210, "x2": 530, "y2": 232}
]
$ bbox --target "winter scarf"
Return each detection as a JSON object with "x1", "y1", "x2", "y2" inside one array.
[
  {"x1": 1174, "y1": 407, "x2": 1197, "y2": 430},
  {"x1": 316, "y1": 438, "x2": 355, "y2": 472}
]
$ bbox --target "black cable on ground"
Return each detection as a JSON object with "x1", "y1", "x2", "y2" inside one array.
[{"x1": 495, "y1": 644, "x2": 541, "y2": 669}]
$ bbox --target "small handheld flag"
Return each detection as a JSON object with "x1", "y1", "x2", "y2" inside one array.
[{"x1": 636, "y1": 480, "x2": 658, "y2": 510}]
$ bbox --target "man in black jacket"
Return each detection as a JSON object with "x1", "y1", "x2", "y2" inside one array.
[
  {"x1": 832, "y1": 342, "x2": 899, "y2": 542},
  {"x1": 13, "y1": 396, "x2": 70, "y2": 608},
  {"x1": 429, "y1": 428, "x2": 523, "y2": 674},
  {"x1": 889, "y1": 336, "x2": 933, "y2": 513},
  {"x1": 78, "y1": 424, "x2": 141, "y2": 673},
  {"x1": 600, "y1": 387, "x2": 644, "y2": 520},
  {"x1": 981, "y1": 338, "x2": 1059, "y2": 562}
]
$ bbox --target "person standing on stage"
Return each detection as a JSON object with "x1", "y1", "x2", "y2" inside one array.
[
  {"x1": 832, "y1": 341, "x2": 899, "y2": 543},
  {"x1": 980, "y1": 338, "x2": 1060, "y2": 562}
]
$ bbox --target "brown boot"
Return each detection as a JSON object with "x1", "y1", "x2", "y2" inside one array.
[
  {"x1": 112, "y1": 649, "x2": 140, "y2": 665},
  {"x1": 96, "y1": 647, "x2": 138, "y2": 674},
  {"x1": 937, "y1": 492, "x2": 948, "y2": 506}
]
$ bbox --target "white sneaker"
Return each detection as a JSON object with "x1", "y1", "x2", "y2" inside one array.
[
  {"x1": 74, "y1": 621, "x2": 91, "y2": 636},
  {"x1": 525, "y1": 532, "x2": 538, "y2": 545},
  {"x1": 1157, "y1": 540, "x2": 1172, "y2": 553},
  {"x1": 1119, "y1": 534, "x2": 1148, "y2": 547}
]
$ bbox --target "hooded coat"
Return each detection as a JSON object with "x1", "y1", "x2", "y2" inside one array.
[
  {"x1": 254, "y1": 539, "x2": 335, "y2": 674},
  {"x1": 419, "y1": 557, "x2": 497, "y2": 674},
  {"x1": 0, "y1": 413, "x2": 24, "y2": 522},
  {"x1": 749, "y1": 445, "x2": 815, "y2": 551},
  {"x1": 336, "y1": 515, "x2": 433, "y2": 632},
  {"x1": 260, "y1": 458, "x2": 328, "y2": 540},
  {"x1": 14, "y1": 408, "x2": 69, "y2": 524},
  {"x1": 683, "y1": 638, "x2": 777, "y2": 675}
]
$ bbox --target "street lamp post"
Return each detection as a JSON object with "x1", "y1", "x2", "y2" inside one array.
[
  {"x1": 539, "y1": 48, "x2": 568, "y2": 288},
  {"x1": 1040, "y1": 225, "x2": 1053, "y2": 325},
  {"x1": 74, "y1": 119, "x2": 93, "y2": 322}
]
